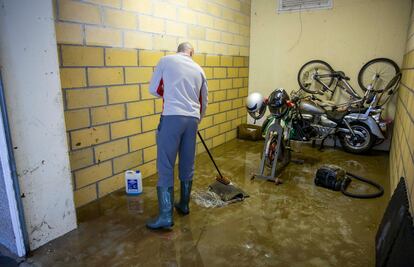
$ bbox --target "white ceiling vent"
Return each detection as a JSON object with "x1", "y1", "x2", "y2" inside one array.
[{"x1": 278, "y1": 0, "x2": 333, "y2": 12}]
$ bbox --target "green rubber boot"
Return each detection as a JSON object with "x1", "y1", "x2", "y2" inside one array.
[
  {"x1": 146, "y1": 187, "x2": 174, "y2": 229},
  {"x1": 174, "y1": 180, "x2": 192, "y2": 215}
]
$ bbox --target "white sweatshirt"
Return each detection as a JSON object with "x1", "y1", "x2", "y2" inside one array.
[{"x1": 149, "y1": 53, "x2": 208, "y2": 120}]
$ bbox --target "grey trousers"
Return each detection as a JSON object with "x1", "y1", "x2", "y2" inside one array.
[{"x1": 156, "y1": 115, "x2": 198, "y2": 187}]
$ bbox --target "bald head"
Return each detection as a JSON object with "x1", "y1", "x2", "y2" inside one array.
[{"x1": 177, "y1": 42, "x2": 194, "y2": 57}]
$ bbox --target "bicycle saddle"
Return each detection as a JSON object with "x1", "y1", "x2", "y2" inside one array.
[{"x1": 332, "y1": 71, "x2": 350, "y2": 81}]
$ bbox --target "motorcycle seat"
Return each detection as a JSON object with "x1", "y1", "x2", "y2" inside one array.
[
  {"x1": 326, "y1": 110, "x2": 348, "y2": 123},
  {"x1": 332, "y1": 71, "x2": 350, "y2": 81}
]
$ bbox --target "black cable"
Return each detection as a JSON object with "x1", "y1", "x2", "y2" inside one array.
[{"x1": 340, "y1": 172, "x2": 384, "y2": 199}]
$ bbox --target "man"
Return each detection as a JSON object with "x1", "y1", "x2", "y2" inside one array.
[{"x1": 146, "y1": 42, "x2": 208, "y2": 230}]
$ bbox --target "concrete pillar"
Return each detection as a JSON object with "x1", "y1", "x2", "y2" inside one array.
[{"x1": 0, "y1": 0, "x2": 77, "y2": 250}]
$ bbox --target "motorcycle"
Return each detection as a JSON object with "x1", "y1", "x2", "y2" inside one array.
[{"x1": 247, "y1": 88, "x2": 385, "y2": 170}]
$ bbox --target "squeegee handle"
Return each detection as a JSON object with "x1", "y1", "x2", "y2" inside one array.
[{"x1": 197, "y1": 131, "x2": 224, "y2": 179}]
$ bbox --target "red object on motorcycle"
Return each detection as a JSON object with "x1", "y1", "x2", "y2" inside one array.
[{"x1": 286, "y1": 100, "x2": 295, "y2": 107}]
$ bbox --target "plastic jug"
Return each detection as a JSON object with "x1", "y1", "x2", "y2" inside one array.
[{"x1": 125, "y1": 170, "x2": 143, "y2": 195}]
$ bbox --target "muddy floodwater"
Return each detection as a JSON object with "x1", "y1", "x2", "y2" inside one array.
[{"x1": 29, "y1": 139, "x2": 389, "y2": 266}]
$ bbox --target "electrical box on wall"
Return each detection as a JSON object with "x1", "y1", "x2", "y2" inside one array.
[{"x1": 278, "y1": 0, "x2": 333, "y2": 12}]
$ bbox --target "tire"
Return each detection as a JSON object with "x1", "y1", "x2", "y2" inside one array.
[
  {"x1": 297, "y1": 60, "x2": 334, "y2": 94},
  {"x1": 339, "y1": 122, "x2": 376, "y2": 154},
  {"x1": 358, "y1": 58, "x2": 400, "y2": 92}
]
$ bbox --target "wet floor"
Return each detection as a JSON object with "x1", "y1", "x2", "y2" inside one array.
[{"x1": 29, "y1": 139, "x2": 390, "y2": 267}]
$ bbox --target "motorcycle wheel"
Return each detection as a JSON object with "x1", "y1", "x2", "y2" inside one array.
[{"x1": 339, "y1": 122, "x2": 376, "y2": 154}]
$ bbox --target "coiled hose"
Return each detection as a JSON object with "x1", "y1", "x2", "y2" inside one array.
[{"x1": 341, "y1": 172, "x2": 384, "y2": 199}]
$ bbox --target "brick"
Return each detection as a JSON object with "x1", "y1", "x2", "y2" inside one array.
[
  {"x1": 233, "y1": 78, "x2": 243, "y2": 88},
  {"x1": 60, "y1": 68, "x2": 86, "y2": 88},
  {"x1": 123, "y1": 0, "x2": 151, "y2": 14},
  {"x1": 221, "y1": 56, "x2": 233, "y2": 67},
  {"x1": 228, "y1": 45, "x2": 240, "y2": 56},
  {"x1": 143, "y1": 145, "x2": 157, "y2": 162},
  {"x1": 129, "y1": 131, "x2": 156, "y2": 151},
  {"x1": 240, "y1": 47, "x2": 249, "y2": 56},
  {"x1": 124, "y1": 32, "x2": 153, "y2": 50},
  {"x1": 106, "y1": 48, "x2": 138, "y2": 66},
  {"x1": 239, "y1": 67, "x2": 249, "y2": 77},
  {"x1": 220, "y1": 121, "x2": 232, "y2": 133},
  {"x1": 205, "y1": 102, "x2": 219, "y2": 115},
  {"x1": 206, "y1": 55, "x2": 220, "y2": 66},
  {"x1": 192, "y1": 54, "x2": 205, "y2": 66},
  {"x1": 104, "y1": 8, "x2": 136, "y2": 30},
  {"x1": 214, "y1": 43, "x2": 227, "y2": 55},
  {"x1": 220, "y1": 79, "x2": 232, "y2": 89},
  {"x1": 138, "y1": 160, "x2": 157, "y2": 178},
  {"x1": 198, "y1": 14, "x2": 214, "y2": 28},
  {"x1": 199, "y1": 116, "x2": 213, "y2": 130},
  {"x1": 227, "y1": 89, "x2": 239, "y2": 99},
  {"x1": 177, "y1": 8, "x2": 197, "y2": 24},
  {"x1": 95, "y1": 138, "x2": 128, "y2": 162},
  {"x1": 61, "y1": 46, "x2": 104, "y2": 66},
  {"x1": 69, "y1": 148, "x2": 94, "y2": 170},
  {"x1": 207, "y1": 2, "x2": 221, "y2": 16},
  {"x1": 214, "y1": 18, "x2": 227, "y2": 31},
  {"x1": 139, "y1": 51, "x2": 164, "y2": 66},
  {"x1": 234, "y1": 57, "x2": 244, "y2": 67},
  {"x1": 196, "y1": 137, "x2": 212, "y2": 154},
  {"x1": 226, "y1": 110, "x2": 238, "y2": 120},
  {"x1": 127, "y1": 100, "x2": 155, "y2": 118},
  {"x1": 233, "y1": 98, "x2": 243, "y2": 109},
  {"x1": 108, "y1": 85, "x2": 140, "y2": 104},
  {"x1": 166, "y1": 21, "x2": 187, "y2": 37},
  {"x1": 84, "y1": 0, "x2": 120, "y2": 7},
  {"x1": 214, "y1": 90, "x2": 226, "y2": 101},
  {"x1": 189, "y1": 0, "x2": 207, "y2": 11},
  {"x1": 111, "y1": 118, "x2": 141, "y2": 139},
  {"x1": 74, "y1": 184, "x2": 97, "y2": 208},
  {"x1": 188, "y1": 25, "x2": 205, "y2": 40},
  {"x1": 227, "y1": 68, "x2": 239, "y2": 78},
  {"x1": 225, "y1": 129, "x2": 237, "y2": 141},
  {"x1": 142, "y1": 114, "x2": 160, "y2": 131},
  {"x1": 88, "y1": 67, "x2": 124, "y2": 86},
  {"x1": 237, "y1": 107, "x2": 247, "y2": 117},
  {"x1": 208, "y1": 91, "x2": 214, "y2": 102},
  {"x1": 243, "y1": 78, "x2": 249, "y2": 87},
  {"x1": 139, "y1": 15, "x2": 164, "y2": 34},
  {"x1": 204, "y1": 68, "x2": 213, "y2": 79},
  {"x1": 125, "y1": 67, "x2": 153, "y2": 83},
  {"x1": 208, "y1": 80, "x2": 220, "y2": 91},
  {"x1": 71, "y1": 125, "x2": 110, "y2": 149},
  {"x1": 140, "y1": 84, "x2": 157, "y2": 100},
  {"x1": 206, "y1": 29, "x2": 221, "y2": 42},
  {"x1": 220, "y1": 100, "x2": 232, "y2": 112},
  {"x1": 85, "y1": 26, "x2": 122, "y2": 47},
  {"x1": 205, "y1": 125, "x2": 219, "y2": 138},
  {"x1": 153, "y1": 2, "x2": 176, "y2": 20},
  {"x1": 198, "y1": 41, "x2": 215, "y2": 54},
  {"x1": 98, "y1": 173, "x2": 124, "y2": 197},
  {"x1": 155, "y1": 99, "x2": 163, "y2": 113},
  {"x1": 75, "y1": 161, "x2": 112, "y2": 188},
  {"x1": 59, "y1": 0, "x2": 101, "y2": 24},
  {"x1": 66, "y1": 87, "x2": 107, "y2": 109},
  {"x1": 222, "y1": 8, "x2": 235, "y2": 21},
  {"x1": 228, "y1": 22, "x2": 239, "y2": 34},
  {"x1": 214, "y1": 68, "x2": 227, "y2": 78},
  {"x1": 214, "y1": 113, "x2": 226, "y2": 124},
  {"x1": 65, "y1": 109, "x2": 90, "y2": 130},
  {"x1": 239, "y1": 87, "x2": 248, "y2": 97},
  {"x1": 55, "y1": 22, "x2": 83, "y2": 45},
  {"x1": 91, "y1": 104, "x2": 125, "y2": 125},
  {"x1": 113, "y1": 151, "x2": 142, "y2": 173},
  {"x1": 153, "y1": 35, "x2": 178, "y2": 51}
]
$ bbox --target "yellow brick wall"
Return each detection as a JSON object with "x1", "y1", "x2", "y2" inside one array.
[
  {"x1": 55, "y1": 0, "x2": 251, "y2": 207},
  {"x1": 389, "y1": 11, "x2": 414, "y2": 215}
]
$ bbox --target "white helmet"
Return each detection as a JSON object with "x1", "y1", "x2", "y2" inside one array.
[{"x1": 246, "y1": 92, "x2": 266, "y2": 120}]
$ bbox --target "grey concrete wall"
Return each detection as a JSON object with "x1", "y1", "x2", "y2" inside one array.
[{"x1": 0, "y1": 158, "x2": 17, "y2": 255}]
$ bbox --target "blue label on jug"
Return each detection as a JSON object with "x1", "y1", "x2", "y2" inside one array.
[{"x1": 127, "y1": 179, "x2": 138, "y2": 191}]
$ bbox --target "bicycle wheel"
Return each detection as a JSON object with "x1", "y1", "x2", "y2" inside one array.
[
  {"x1": 298, "y1": 60, "x2": 334, "y2": 95},
  {"x1": 358, "y1": 58, "x2": 400, "y2": 92},
  {"x1": 376, "y1": 72, "x2": 402, "y2": 106}
]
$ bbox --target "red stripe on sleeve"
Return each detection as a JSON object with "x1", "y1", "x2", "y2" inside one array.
[{"x1": 157, "y1": 79, "x2": 164, "y2": 96}]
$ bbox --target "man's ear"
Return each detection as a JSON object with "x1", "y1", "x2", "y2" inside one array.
[{"x1": 190, "y1": 50, "x2": 194, "y2": 57}]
